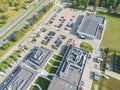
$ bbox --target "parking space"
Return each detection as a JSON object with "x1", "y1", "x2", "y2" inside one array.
[
  {"x1": 41, "y1": 31, "x2": 56, "y2": 46},
  {"x1": 52, "y1": 35, "x2": 66, "y2": 49}
]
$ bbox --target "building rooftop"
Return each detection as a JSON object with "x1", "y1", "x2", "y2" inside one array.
[
  {"x1": 49, "y1": 44, "x2": 88, "y2": 90},
  {"x1": 0, "y1": 65, "x2": 37, "y2": 90},
  {"x1": 58, "y1": 45, "x2": 88, "y2": 77},
  {"x1": 77, "y1": 14, "x2": 105, "y2": 38},
  {"x1": 26, "y1": 46, "x2": 53, "y2": 68}
]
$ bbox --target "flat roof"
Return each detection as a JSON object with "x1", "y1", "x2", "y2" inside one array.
[
  {"x1": 49, "y1": 45, "x2": 88, "y2": 90},
  {"x1": 77, "y1": 14, "x2": 105, "y2": 37},
  {"x1": 48, "y1": 77, "x2": 79, "y2": 90},
  {"x1": 58, "y1": 45, "x2": 88, "y2": 77},
  {"x1": 26, "y1": 46, "x2": 53, "y2": 68},
  {"x1": 0, "y1": 65, "x2": 37, "y2": 90}
]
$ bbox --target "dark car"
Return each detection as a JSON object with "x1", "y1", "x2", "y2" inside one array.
[
  {"x1": 44, "y1": 36, "x2": 49, "y2": 40},
  {"x1": 56, "y1": 44, "x2": 60, "y2": 47},
  {"x1": 58, "y1": 23, "x2": 63, "y2": 28},
  {"x1": 47, "y1": 38, "x2": 50, "y2": 42},
  {"x1": 61, "y1": 16, "x2": 64, "y2": 18}
]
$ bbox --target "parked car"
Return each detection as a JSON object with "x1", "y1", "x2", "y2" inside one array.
[{"x1": 80, "y1": 35, "x2": 86, "y2": 40}]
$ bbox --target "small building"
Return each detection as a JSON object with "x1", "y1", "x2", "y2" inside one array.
[
  {"x1": 76, "y1": 14, "x2": 105, "y2": 39},
  {"x1": 48, "y1": 44, "x2": 88, "y2": 90},
  {"x1": 25, "y1": 46, "x2": 53, "y2": 69},
  {"x1": 0, "y1": 65, "x2": 37, "y2": 90}
]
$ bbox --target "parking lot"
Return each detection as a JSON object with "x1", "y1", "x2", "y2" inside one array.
[{"x1": 49, "y1": 8, "x2": 80, "y2": 32}]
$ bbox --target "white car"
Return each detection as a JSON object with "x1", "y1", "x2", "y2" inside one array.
[
  {"x1": 94, "y1": 64, "x2": 100, "y2": 70},
  {"x1": 80, "y1": 80, "x2": 86, "y2": 86}
]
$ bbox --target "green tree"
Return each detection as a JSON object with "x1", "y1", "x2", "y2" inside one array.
[
  {"x1": 15, "y1": 6, "x2": 20, "y2": 11},
  {"x1": 108, "y1": 0, "x2": 117, "y2": 10},
  {"x1": 94, "y1": 0, "x2": 99, "y2": 11},
  {"x1": 0, "y1": 15, "x2": 8, "y2": 20},
  {"x1": 104, "y1": 48, "x2": 109, "y2": 55},
  {"x1": 0, "y1": 5, "x2": 9, "y2": 13},
  {"x1": 12, "y1": 31, "x2": 21, "y2": 41},
  {"x1": 84, "y1": 0, "x2": 90, "y2": 9},
  {"x1": 116, "y1": 4, "x2": 120, "y2": 14}
]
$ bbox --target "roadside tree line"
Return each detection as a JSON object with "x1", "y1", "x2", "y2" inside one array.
[
  {"x1": 0, "y1": 2, "x2": 54, "y2": 57},
  {"x1": 0, "y1": 0, "x2": 35, "y2": 27},
  {"x1": 0, "y1": 49, "x2": 22, "y2": 72},
  {"x1": 70, "y1": 0, "x2": 120, "y2": 14}
]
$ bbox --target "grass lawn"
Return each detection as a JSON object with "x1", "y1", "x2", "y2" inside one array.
[
  {"x1": 47, "y1": 75, "x2": 53, "y2": 80},
  {"x1": 91, "y1": 76, "x2": 120, "y2": 90},
  {"x1": 49, "y1": 59, "x2": 60, "y2": 66},
  {"x1": 35, "y1": 77, "x2": 50, "y2": 90},
  {"x1": 97, "y1": 12, "x2": 120, "y2": 51},
  {"x1": 52, "y1": 54, "x2": 63, "y2": 61},
  {"x1": 80, "y1": 42, "x2": 93, "y2": 53},
  {"x1": 41, "y1": 40, "x2": 47, "y2": 46},
  {"x1": 29, "y1": 85, "x2": 39, "y2": 90},
  {"x1": 91, "y1": 76, "x2": 104, "y2": 90},
  {"x1": 51, "y1": 45, "x2": 58, "y2": 50},
  {"x1": 44, "y1": 63, "x2": 58, "y2": 73},
  {"x1": 0, "y1": 49, "x2": 22, "y2": 72},
  {"x1": 60, "y1": 34, "x2": 66, "y2": 39},
  {"x1": 103, "y1": 76, "x2": 120, "y2": 90}
]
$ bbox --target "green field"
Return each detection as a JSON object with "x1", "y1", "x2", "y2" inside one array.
[
  {"x1": 97, "y1": 12, "x2": 120, "y2": 51},
  {"x1": 34, "y1": 77, "x2": 50, "y2": 90},
  {"x1": 29, "y1": 85, "x2": 39, "y2": 90},
  {"x1": 49, "y1": 59, "x2": 60, "y2": 66},
  {"x1": 44, "y1": 63, "x2": 58, "y2": 73},
  {"x1": 41, "y1": 40, "x2": 47, "y2": 46},
  {"x1": 91, "y1": 77, "x2": 104, "y2": 90},
  {"x1": 80, "y1": 42, "x2": 93, "y2": 53},
  {"x1": 47, "y1": 75, "x2": 53, "y2": 80},
  {"x1": 52, "y1": 54, "x2": 63, "y2": 61},
  {"x1": 91, "y1": 76, "x2": 120, "y2": 90},
  {"x1": 103, "y1": 76, "x2": 120, "y2": 90}
]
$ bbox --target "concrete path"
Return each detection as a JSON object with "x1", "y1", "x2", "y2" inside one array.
[
  {"x1": 94, "y1": 84, "x2": 98, "y2": 90},
  {"x1": 51, "y1": 58, "x2": 62, "y2": 62},
  {"x1": 105, "y1": 70, "x2": 120, "y2": 80},
  {"x1": 40, "y1": 75, "x2": 52, "y2": 81},
  {"x1": 33, "y1": 84, "x2": 42, "y2": 90},
  {"x1": 48, "y1": 62, "x2": 59, "y2": 68}
]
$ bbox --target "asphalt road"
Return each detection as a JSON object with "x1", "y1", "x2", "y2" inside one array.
[
  {"x1": 0, "y1": 0, "x2": 37, "y2": 36},
  {"x1": 0, "y1": 0, "x2": 51, "y2": 44}
]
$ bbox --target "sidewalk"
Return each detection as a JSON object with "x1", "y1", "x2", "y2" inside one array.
[{"x1": 105, "y1": 70, "x2": 120, "y2": 80}]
